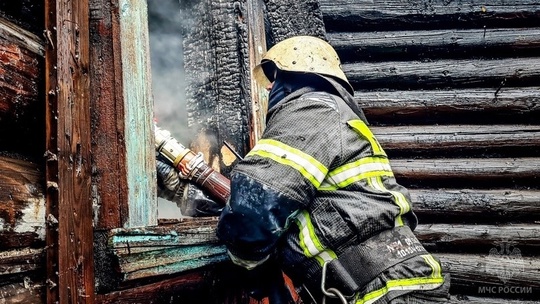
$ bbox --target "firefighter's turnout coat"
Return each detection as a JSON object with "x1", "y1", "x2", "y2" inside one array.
[{"x1": 217, "y1": 85, "x2": 447, "y2": 303}]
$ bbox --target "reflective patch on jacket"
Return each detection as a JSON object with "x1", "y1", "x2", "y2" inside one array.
[{"x1": 217, "y1": 90, "x2": 441, "y2": 301}]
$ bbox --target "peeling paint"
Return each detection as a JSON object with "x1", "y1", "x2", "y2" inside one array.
[{"x1": 13, "y1": 196, "x2": 45, "y2": 240}]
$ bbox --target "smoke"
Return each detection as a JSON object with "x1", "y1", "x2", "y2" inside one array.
[
  {"x1": 147, "y1": 0, "x2": 188, "y2": 218},
  {"x1": 147, "y1": 0, "x2": 189, "y2": 144}
]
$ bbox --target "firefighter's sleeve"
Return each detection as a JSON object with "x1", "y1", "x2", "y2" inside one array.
[{"x1": 217, "y1": 93, "x2": 343, "y2": 267}]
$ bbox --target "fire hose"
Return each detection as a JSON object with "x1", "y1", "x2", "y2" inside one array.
[
  {"x1": 154, "y1": 125, "x2": 230, "y2": 206},
  {"x1": 155, "y1": 125, "x2": 299, "y2": 303}
]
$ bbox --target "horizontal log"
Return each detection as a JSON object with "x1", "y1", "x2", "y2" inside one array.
[
  {"x1": 449, "y1": 296, "x2": 540, "y2": 304},
  {"x1": 0, "y1": 156, "x2": 45, "y2": 248},
  {"x1": 391, "y1": 157, "x2": 540, "y2": 180},
  {"x1": 95, "y1": 272, "x2": 209, "y2": 304},
  {"x1": 118, "y1": 246, "x2": 227, "y2": 282},
  {"x1": 108, "y1": 217, "x2": 227, "y2": 282},
  {"x1": 320, "y1": 0, "x2": 540, "y2": 31},
  {"x1": 109, "y1": 217, "x2": 220, "y2": 250},
  {"x1": 450, "y1": 296, "x2": 540, "y2": 304},
  {"x1": 329, "y1": 28, "x2": 540, "y2": 61},
  {"x1": 343, "y1": 58, "x2": 540, "y2": 90},
  {"x1": 415, "y1": 224, "x2": 540, "y2": 252},
  {"x1": 0, "y1": 17, "x2": 45, "y2": 111},
  {"x1": 0, "y1": 247, "x2": 43, "y2": 276},
  {"x1": 0, "y1": 281, "x2": 43, "y2": 303},
  {"x1": 0, "y1": 17, "x2": 44, "y2": 135},
  {"x1": 373, "y1": 125, "x2": 540, "y2": 151},
  {"x1": 0, "y1": 1, "x2": 44, "y2": 36},
  {"x1": 439, "y1": 253, "x2": 540, "y2": 296},
  {"x1": 0, "y1": 17, "x2": 44, "y2": 55},
  {"x1": 355, "y1": 87, "x2": 540, "y2": 121},
  {"x1": 0, "y1": 231, "x2": 42, "y2": 249},
  {"x1": 411, "y1": 189, "x2": 540, "y2": 222}
]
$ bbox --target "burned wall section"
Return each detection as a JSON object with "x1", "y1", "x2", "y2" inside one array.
[
  {"x1": 182, "y1": 0, "x2": 250, "y2": 176},
  {"x1": 264, "y1": 0, "x2": 326, "y2": 45},
  {"x1": 182, "y1": 0, "x2": 326, "y2": 176},
  {"x1": 0, "y1": 4, "x2": 45, "y2": 161}
]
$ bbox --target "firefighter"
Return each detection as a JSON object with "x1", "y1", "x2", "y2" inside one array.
[{"x1": 158, "y1": 35, "x2": 450, "y2": 303}]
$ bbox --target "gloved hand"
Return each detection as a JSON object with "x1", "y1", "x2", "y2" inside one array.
[
  {"x1": 156, "y1": 158, "x2": 187, "y2": 202},
  {"x1": 156, "y1": 158, "x2": 223, "y2": 217}
]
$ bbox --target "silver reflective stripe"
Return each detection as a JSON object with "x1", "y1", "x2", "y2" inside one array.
[
  {"x1": 319, "y1": 156, "x2": 394, "y2": 191},
  {"x1": 247, "y1": 139, "x2": 328, "y2": 188},
  {"x1": 295, "y1": 210, "x2": 337, "y2": 266},
  {"x1": 355, "y1": 278, "x2": 444, "y2": 304},
  {"x1": 227, "y1": 250, "x2": 270, "y2": 270},
  {"x1": 355, "y1": 254, "x2": 444, "y2": 304},
  {"x1": 367, "y1": 176, "x2": 411, "y2": 227},
  {"x1": 422, "y1": 254, "x2": 443, "y2": 279}
]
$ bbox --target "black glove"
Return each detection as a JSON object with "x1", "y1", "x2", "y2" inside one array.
[
  {"x1": 156, "y1": 158, "x2": 222, "y2": 217},
  {"x1": 156, "y1": 158, "x2": 187, "y2": 202},
  {"x1": 178, "y1": 183, "x2": 223, "y2": 216}
]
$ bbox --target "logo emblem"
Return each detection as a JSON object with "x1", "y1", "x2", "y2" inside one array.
[{"x1": 486, "y1": 242, "x2": 524, "y2": 284}]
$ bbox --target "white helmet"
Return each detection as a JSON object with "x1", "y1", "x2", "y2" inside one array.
[{"x1": 253, "y1": 35, "x2": 353, "y2": 94}]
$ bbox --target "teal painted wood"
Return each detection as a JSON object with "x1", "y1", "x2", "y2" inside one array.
[
  {"x1": 122, "y1": 248, "x2": 228, "y2": 281},
  {"x1": 118, "y1": 244, "x2": 227, "y2": 271},
  {"x1": 109, "y1": 218, "x2": 220, "y2": 248},
  {"x1": 107, "y1": 218, "x2": 227, "y2": 281},
  {"x1": 118, "y1": 0, "x2": 157, "y2": 227},
  {"x1": 110, "y1": 233, "x2": 217, "y2": 248}
]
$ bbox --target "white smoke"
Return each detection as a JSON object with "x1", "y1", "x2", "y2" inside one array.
[
  {"x1": 148, "y1": 0, "x2": 189, "y2": 144},
  {"x1": 147, "y1": 0, "x2": 187, "y2": 218}
]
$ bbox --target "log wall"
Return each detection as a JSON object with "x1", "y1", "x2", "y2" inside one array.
[
  {"x1": 0, "y1": 3, "x2": 46, "y2": 303},
  {"x1": 2, "y1": 0, "x2": 540, "y2": 303},
  {"x1": 320, "y1": 0, "x2": 540, "y2": 301}
]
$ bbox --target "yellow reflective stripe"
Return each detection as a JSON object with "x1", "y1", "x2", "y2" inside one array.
[
  {"x1": 422, "y1": 254, "x2": 443, "y2": 279},
  {"x1": 247, "y1": 139, "x2": 328, "y2": 188},
  {"x1": 368, "y1": 176, "x2": 411, "y2": 227},
  {"x1": 295, "y1": 210, "x2": 337, "y2": 266},
  {"x1": 355, "y1": 276, "x2": 444, "y2": 304},
  {"x1": 347, "y1": 120, "x2": 386, "y2": 156},
  {"x1": 319, "y1": 157, "x2": 393, "y2": 191}
]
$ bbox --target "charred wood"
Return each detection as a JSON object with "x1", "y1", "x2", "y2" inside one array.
[
  {"x1": 0, "y1": 281, "x2": 43, "y2": 304},
  {"x1": 343, "y1": 58, "x2": 540, "y2": 90},
  {"x1": 391, "y1": 157, "x2": 540, "y2": 181},
  {"x1": 0, "y1": 155, "x2": 45, "y2": 249},
  {"x1": 320, "y1": 0, "x2": 540, "y2": 31},
  {"x1": 373, "y1": 125, "x2": 540, "y2": 151},
  {"x1": 415, "y1": 224, "x2": 540, "y2": 253},
  {"x1": 95, "y1": 270, "x2": 223, "y2": 304},
  {"x1": 0, "y1": 247, "x2": 44, "y2": 277},
  {"x1": 411, "y1": 189, "x2": 540, "y2": 223},
  {"x1": 182, "y1": 0, "x2": 251, "y2": 176},
  {"x1": 328, "y1": 28, "x2": 540, "y2": 61},
  {"x1": 264, "y1": 0, "x2": 326, "y2": 44},
  {"x1": 0, "y1": 232, "x2": 42, "y2": 249},
  {"x1": 0, "y1": 17, "x2": 45, "y2": 159},
  {"x1": 355, "y1": 88, "x2": 540, "y2": 125},
  {"x1": 449, "y1": 296, "x2": 540, "y2": 304},
  {"x1": 439, "y1": 253, "x2": 540, "y2": 298},
  {"x1": 0, "y1": 1, "x2": 44, "y2": 36},
  {"x1": 104, "y1": 217, "x2": 226, "y2": 283}
]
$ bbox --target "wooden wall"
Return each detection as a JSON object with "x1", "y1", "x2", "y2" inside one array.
[
  {"x1": 320, "y1": 0, "x2": 540, "y2": 302},
  {"x1": 0, "y1": 2, "x2": 46, "y2": 303},
  {"x1": 2, "y1": 0, "x2": 540, "y2": 303}
]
